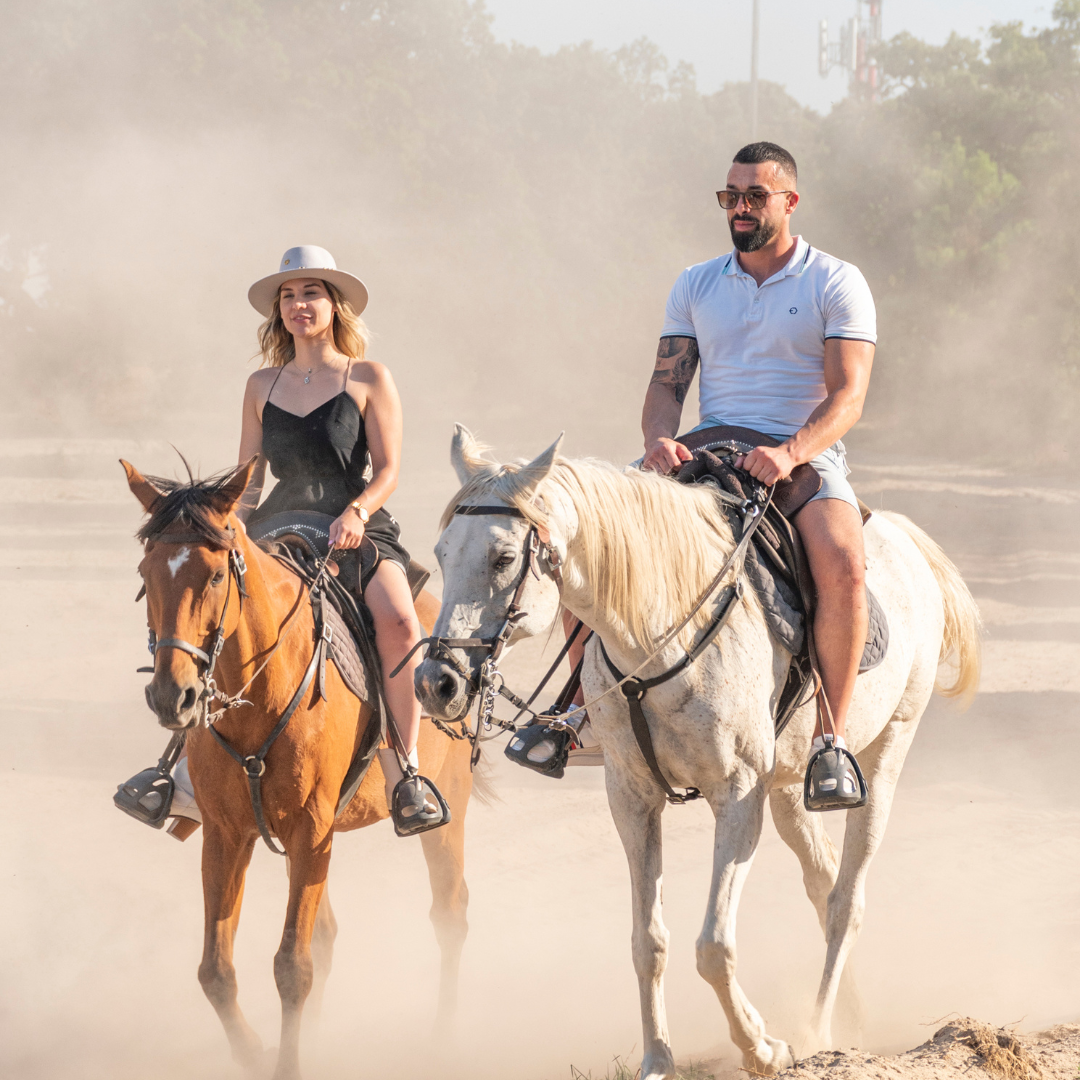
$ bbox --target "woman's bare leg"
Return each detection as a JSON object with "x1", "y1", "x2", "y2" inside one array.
[{"x1": 365, "y1": 559, "x2": 423, "y2": 753}]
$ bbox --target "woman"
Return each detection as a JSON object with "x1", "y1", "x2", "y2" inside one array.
[{"x1": 118, "y1": 245, "x2": 445, "y2": 837}]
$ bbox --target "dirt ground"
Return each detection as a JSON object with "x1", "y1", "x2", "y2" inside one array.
[{"x1": 0, "y1": 434, "x2": 1077, "y2": 1079}]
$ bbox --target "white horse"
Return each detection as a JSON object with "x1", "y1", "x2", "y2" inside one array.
[{"x1": 416, "y1": 426, "x2": 981, "y2": 1079}]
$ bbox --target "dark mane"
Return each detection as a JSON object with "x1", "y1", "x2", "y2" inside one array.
[{"x1": 136, "y1": 464, "x2": 246, "y2": 549}]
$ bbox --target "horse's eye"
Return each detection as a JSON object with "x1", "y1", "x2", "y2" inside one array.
[
  {"x1": 493, "y1": 553, "x2": 515, "y2": 571},
  {"x1": 211, "y1": 570, "x2": 226, "y2": 586}
]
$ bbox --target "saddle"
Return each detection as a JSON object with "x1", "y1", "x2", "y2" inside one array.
[{"x1": 674, "y1": 426, "x2": 889, "y2": 736}]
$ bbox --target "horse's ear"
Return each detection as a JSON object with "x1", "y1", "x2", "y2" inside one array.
[
  {"x1": 121, "y1": 460, "x2": 164, "y2": 513},
  {"x1": 506, "y1": 433, "x2": 564, "y2": 500},
  {"x1": 450, "y1": 423, "x2": 500, "y2": 485},
  {"x1": 215, "y1": 458, "x2": 258, "y2": 514}
]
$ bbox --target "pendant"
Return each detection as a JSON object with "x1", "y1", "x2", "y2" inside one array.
[{"x1": 304, "y1": 376, "x2": 311, "y2": 384}]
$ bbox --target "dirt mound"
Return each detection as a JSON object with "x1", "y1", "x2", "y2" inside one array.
[{"x1": 773, "y1": 1019, "x2": 1080, "y2": 1080}]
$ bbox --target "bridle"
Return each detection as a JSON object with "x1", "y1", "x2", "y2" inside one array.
[
  {"x1": 140, "y1": 526, "x2": 253, "y2": 724},
  {"x1": 389, "y1": 503, "x2": 568, "y2": 758}
]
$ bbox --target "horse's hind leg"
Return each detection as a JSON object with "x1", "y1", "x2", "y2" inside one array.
[
  {"x1": 697, "y1": 780, "x2": 794, "y2": 1076},
  {"x1": 769, "y1": 785, "x2": 863, "y2": 1046},
  {"x1": 420, "y1": 742, "x2": 472, "y2": 1039},
  {"x1": 198, "y1": 827, "x2": 264, "y2": 1071},
  {"x1": 810, "y1": 719, "x2": 918, "y2": 1049}
]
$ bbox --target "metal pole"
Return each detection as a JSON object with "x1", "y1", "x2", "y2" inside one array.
[{"x1": 750, "y1": 0, "x2": 760, "y2": 139}]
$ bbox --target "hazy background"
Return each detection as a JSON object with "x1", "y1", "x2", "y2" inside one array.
[{"x1": 1, "y1": 2, "x2": 1078, "y2": 1079}]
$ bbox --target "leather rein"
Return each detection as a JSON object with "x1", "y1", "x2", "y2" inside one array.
[{"x1": 140, "y1": 526, "x2": 336, "y2": 855}]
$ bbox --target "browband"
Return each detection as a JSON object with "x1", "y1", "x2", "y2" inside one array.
[{"x1": 453, "y1": 505, "x2": 526, "y2": 518}]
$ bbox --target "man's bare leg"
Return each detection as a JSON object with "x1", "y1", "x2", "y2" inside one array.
[
  {"x1": 563, "y1": 608, "x2": 586, "y2": 710},
  {"x1": 793, "y1": 498, "x2": 867, "y2": 742}
]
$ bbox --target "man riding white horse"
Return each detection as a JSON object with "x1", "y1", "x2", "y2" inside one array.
[{"x1": 516, "y1": 140, "x2": 877, "y2": 808}]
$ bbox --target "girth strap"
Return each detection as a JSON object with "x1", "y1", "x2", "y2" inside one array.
[
  {"x1": 208, "y1": 642, "x2": 321, "y2": 856},
  {"x1": 599, "y1": 581, "x2": 743, "y2": 805}
]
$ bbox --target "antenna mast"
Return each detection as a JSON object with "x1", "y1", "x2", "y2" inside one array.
[{"x1": 819, "y1": 0, "x2": 882, "y2": 100}]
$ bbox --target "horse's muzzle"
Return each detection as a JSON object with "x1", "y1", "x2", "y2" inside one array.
[
  {"x1": 415, "y1": 657, "x2": 471, "y2": 721},
  {"x1": 145, "y1": 674, "x2": 203, "y2": 730}
]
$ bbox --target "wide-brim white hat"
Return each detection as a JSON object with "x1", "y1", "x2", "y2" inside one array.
[{"x1": 248, "y1": 246, "x2": 369, "y2": 317}]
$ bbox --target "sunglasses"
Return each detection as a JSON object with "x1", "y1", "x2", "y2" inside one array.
[{"x1": 716, "y1": 189, "x2": 793, "y2": 211}]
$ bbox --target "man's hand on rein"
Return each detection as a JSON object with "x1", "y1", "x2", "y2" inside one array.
[
  {"x1": 643, "y1": 436, "x2": 694, "y2": 475},
  {"x1": 734, "y1": 443, "x2": 798, "y2": 486}
]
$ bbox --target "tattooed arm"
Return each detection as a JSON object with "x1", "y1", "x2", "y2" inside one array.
[{"x1": 641, "y1": 336, "x2": 699, "y2": 473}]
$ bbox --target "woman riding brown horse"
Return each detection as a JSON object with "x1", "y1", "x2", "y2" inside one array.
[{"x1": 119, "y1": 245, "x2": 447, "y2": 833}]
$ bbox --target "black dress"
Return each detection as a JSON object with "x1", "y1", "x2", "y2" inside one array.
[{"x1": 247, "y1": 364, "x2": 411, "y2": 589}]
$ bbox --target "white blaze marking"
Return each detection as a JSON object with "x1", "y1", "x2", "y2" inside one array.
[{"x1": 167, "y1": 547, "x2": 191, "y2": 578}]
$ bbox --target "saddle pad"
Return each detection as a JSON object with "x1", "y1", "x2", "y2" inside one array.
[
  {"x1": 323, "y1": 601, "x2": 370, "y2": 704},
  {"x1": 860, "y1": 587, "x2": 889, "y2": 673},
  {"x1": 676, "y1": 425, "x2": 822, "y2": 519}
]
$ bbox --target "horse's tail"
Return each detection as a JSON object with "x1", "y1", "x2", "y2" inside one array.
[{"x1": 879, "y1": 511, "x2": 983, "y2": 703}]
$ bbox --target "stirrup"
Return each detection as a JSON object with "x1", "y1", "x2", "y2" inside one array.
[
  {"x1": 804, "y1": 737, "x2": 868, "y2": 812},
  {"x1": 391, "y1": 774, "x2": 451, "y2": 837},
  {"x1": 114, "y1": 766, "x2": 175, "y2": 828},
  {"x1": 505, "y1": 720, "x2": 574, "y2": 779}
]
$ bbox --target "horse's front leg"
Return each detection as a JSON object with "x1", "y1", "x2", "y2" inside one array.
[
  {"x1": 274, "y1": 817, "x2": 334, "y2": 1080},
  {"x1": 698, "y1": 778, "x2": 793, "y2": 1075},
  {"x1": 198, "y1": 825, "x2": 264, "y2": 1071},
  {"x1": 605, "y1": 765, "x2": 673, "y2": 1080}
]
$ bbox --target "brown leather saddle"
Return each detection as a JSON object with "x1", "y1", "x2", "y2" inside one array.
[
  {"x1": 247, "y1": 511, "x2": 431, "y2": 599},
  {"x1": 672, "y1": 426, "x2": 888, "y2": 735}
]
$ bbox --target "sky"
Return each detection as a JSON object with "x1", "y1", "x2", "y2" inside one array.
[{"x1": 481, "y1": 0, "x2": 1054, "y2": 113}]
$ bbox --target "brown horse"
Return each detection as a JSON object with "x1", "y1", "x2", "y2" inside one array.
[{"x1": 123, "y1": 458, "x2": 474, "y2": 1080}]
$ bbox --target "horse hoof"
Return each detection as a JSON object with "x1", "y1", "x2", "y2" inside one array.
[
  {"x1": 745, "y1": 1036, "x2": 794, "y2": 1075},
  {"x1": 640, "y1": 1052, "x2": 677, "y2": 1080}
]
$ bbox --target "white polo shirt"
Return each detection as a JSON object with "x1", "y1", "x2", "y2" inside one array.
[{"x1": 660, "y1": 236, "x2": 876, "y2": 437}]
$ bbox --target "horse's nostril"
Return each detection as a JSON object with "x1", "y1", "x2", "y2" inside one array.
[
  {"x1": 180, "y1": 686, "x2": 198, "y2": 713},
  {"x1": 436, "y1": 673, "x2": 457, "y2": 701}
]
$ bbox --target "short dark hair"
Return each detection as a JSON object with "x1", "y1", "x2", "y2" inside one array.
[{"x1": 732, "y1": 142, "x2": 798, "y2": 184}]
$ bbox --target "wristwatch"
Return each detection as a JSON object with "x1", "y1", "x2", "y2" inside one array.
[{"x1": 349, "y1": 500, "x2": 370, "y2": 524}]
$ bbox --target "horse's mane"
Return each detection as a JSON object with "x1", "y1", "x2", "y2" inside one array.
[
  {"x1": 136, "y1": 463, "x2": 246, "y2": 549},
  {"x1": 444, "y1": 454, "x2": 745, "y2": 649}
]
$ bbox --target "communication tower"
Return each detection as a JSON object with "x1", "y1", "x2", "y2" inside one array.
[{"x1": 819, "y1": 0, "x2": 883, "y2": 100}]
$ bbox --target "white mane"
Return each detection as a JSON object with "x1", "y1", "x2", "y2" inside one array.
[{"x1": 444, "y1": 452, "x2": 748, "y2": 649}]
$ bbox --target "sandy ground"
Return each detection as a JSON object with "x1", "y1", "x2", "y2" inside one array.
[{"x1": 0, "y1": 438, "x2": 1078, "y2": 1080}]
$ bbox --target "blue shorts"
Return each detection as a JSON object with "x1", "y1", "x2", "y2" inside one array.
[{"x1": 685, "y1": 416, "x2": 861, "y2": 514}]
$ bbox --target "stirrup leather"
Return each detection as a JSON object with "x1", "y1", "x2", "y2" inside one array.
[
  {"x1": 804, "y1": 737, "x2": 868, "y2": 812},
  {"x1": 391, "y1": 774, "x2": 451, "y2": 837}
]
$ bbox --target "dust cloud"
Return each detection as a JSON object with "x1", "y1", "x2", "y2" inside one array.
[{"x1": 1, "y1": 3, "x2": 1078, "y2": 1079}]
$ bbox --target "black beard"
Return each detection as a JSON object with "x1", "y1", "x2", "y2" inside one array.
[{"x1": 729, "y1": 215, "x2": 779, "y2": 253}]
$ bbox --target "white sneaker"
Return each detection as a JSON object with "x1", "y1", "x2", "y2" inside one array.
[{"x1": 170, "y1": 757, "x2": 202, "y2": 823}]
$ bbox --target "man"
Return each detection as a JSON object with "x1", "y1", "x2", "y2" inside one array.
[{"x1": 642, "y1": 140, "x2": 875, "y2": 808}]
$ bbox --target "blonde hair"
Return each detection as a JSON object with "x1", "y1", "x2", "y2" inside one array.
[{"x1": 257, "y1": 279, "x2": 370, "y2": 368}]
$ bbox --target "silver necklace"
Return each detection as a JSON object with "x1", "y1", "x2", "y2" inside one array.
[{"x1": 303, "y1": 367, "x2": 313, "y2": 384}]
